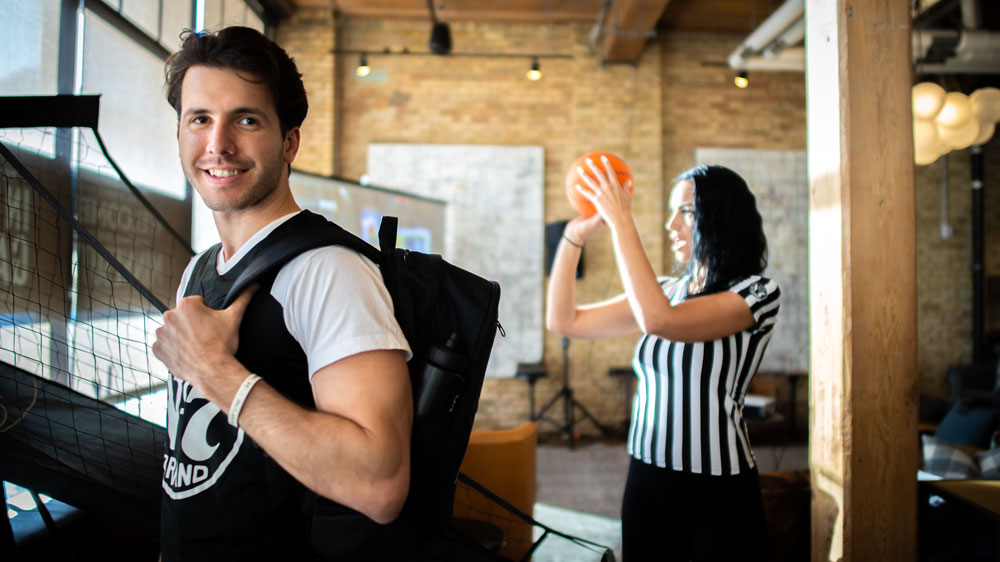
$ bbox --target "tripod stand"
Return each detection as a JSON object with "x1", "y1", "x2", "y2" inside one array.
[{"x1": 532, "y1": 337, "x2": 610, "y2": 449}]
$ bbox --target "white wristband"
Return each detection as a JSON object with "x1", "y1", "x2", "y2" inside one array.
[{"x1": 228, "y1": 374, "x2": 262, "y2": 427}]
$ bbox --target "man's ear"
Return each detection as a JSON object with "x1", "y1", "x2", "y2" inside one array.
[{"x1": 283, "y1": 127, "x2": 301, "y2": 164}]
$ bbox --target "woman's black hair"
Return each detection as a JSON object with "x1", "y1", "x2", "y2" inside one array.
[
  {"x1": 165, "y1": 27, "x2": 308, "y2": 136},
  {"x1": 674, "y1": 165, "x2": 768, "y2": 296}
]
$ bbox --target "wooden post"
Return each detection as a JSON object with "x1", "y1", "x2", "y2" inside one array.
[{"x1": 806, "y1": 0, "x2": 918, "y2": 560}]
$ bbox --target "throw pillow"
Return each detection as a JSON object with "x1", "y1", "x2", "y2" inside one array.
[
  {"x1": 977, "y1": 447, "x2": 1000, "y2": 479},
  {"x1": 935, "y1": 403, "x2": 997, "y2": 449},
  {"x1": 922, "y1": 434, "x2": 979, "y2": 479}
]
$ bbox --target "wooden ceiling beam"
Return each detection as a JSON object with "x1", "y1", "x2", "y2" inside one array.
[
  {"x1": 321, "y1": 1, "x2": 607, "y2": 23},
  {"x1": 600, "y1": 0, "x2": 672, "y2": 62},
  {"x1": 257, "y1": 0, "x2": 297, "y2": 20}
]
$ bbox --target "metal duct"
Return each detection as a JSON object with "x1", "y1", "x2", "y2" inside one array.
[
  {"x1": 730, "y1": 0, "x2": 1000, "y2": 74},
  {"x1": 762, "y1": 17, "x2": 805, "y2": 59},
  {"x1": 727, "y1": 0, "x2": 804, "y2": 70}
]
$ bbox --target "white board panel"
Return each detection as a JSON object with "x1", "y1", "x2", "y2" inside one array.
[
  {"x1": 367, "y1": 143, "x2": 545, "y2": 377},
  {"x1": 694, "y1": 148, "x2": 809, "y2": 373}
]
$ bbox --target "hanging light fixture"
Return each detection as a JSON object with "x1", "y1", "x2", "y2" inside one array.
[
  {"x1": 429, "y1": 21, "x2": 452, "y2": 54},
  {"x1": 936, "y1": 92, "x2": 973, "y2": 128},
  {"x1": 912, "y1": 83, "x2": 1000, "y2": 165},
  {"x1": 912, "y1": 82, "x2": 946, "y2": 119},
  {"x1": 427, "y1": 0, "x2": 451, "y2": 55},
  {"x1": 971, "y1": 87, "x2": 1000, "y2": 124},
  {"x1": 526, "y1": 57, "x2": 542, "y2": 81},
  {"x1": 734, "y1": 71, "x2": 749, "y2": 89},
  {"x1": 355, "y1": 53, "x2": 370, "y2": 77}
]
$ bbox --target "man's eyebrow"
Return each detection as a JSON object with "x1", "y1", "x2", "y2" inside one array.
[
  {"x1": 180, "y1": 107, "x2": 269, "y2": 119},
  {"x1": 231, "y1": 106, "x2": 267, "y2": 117},
  {"x1": 181, "y1": 108, "x2": 210, "y2": 119}
]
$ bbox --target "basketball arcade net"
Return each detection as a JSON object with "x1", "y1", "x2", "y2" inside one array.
[{"x1": 0, "y1": 105, "x2": 192, "y2": 536}]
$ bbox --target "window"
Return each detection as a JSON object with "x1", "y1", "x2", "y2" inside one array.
[
  {"x1": 80, "y1": 8, "x2": 187, "y2": 198},
  {"x1": 119, "y1": 0, "x2": 161, "y2": 40},
  {"x1": 104, "y1": 0, "x2": 195, "y2": 51},
  {"x1": 161, "y1": 1, "x2": 195, "y2": 48},
  {"x1": 0, "y1": 0, "x2": 61, "y2": 96},
  {"x1": 0, "y1": 0, "x2": 62, "y2": 156},
  {"x1": 205, "y1": 0, "x2": 265, "y2": 33}
]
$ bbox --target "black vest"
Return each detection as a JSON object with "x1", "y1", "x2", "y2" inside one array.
[{"x1": 160, "y1": 213, "x2": 419, "y2": 562}]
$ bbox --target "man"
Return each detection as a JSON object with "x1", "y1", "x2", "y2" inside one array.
[{"x1": 153, "y1": 27, "x2": 416, "y2": 561}]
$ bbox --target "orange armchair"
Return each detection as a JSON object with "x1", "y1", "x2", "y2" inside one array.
[{"x1": 453, "y1": 421, "x2": 538, "y2": 561}]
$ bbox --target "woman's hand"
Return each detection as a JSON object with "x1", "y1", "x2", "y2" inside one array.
[
  {"x1": 573, "y1": 155, "x2": 635, "y2": 231},
  {"x1": 563, "y1": 212, "x2": 606, "y2": 247}
]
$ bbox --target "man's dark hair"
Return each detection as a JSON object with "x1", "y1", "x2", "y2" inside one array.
[
  {"x1": 675, "y1": 165, "x2": 769, "y2": 296},
  {"x1": 165, "y1": 26, "x2": 308, "y2": 135}
]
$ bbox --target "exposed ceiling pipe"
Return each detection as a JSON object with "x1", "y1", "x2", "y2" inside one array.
[
  {"x1": 740, "y1": 48, "x2": 804, "y2": 71},
  {"x1": 730, "y1": 0, "x2": 1000, "y2": 74},
  {"x1": 961, "y1": 0, "x2": 981, "y2": 29},
  {"x1": 587, "y1": 0, "x2": 612, "y2": 53},
  {"x1": 727, "y1": 0, "x2": 803, "y2": 70},
  {"x1": 914, "y1": 29, "x2": 1000, "y2": 74},
  {"x1": 762, "y1": 17, "x2": 805, "y2": 59},
  {"x1": 912, "y1": 0, "x2": 949, "y2": 18}
]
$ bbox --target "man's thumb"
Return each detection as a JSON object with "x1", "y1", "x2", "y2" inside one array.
[{"x1": 228, "y1": 284, "x2": 260, "y2": 318}]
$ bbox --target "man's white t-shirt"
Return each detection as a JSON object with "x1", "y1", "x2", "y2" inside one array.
[{"x1": 176, "y1": 211, "x2": 411, "y2": 378}]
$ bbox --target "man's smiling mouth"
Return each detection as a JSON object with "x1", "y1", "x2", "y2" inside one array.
[{"x1": 206, "y1": 169, "x2": 246, "y2": 178}]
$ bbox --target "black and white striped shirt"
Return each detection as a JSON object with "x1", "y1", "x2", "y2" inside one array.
[{"x1": 627, "y1": 275, "x2": 780, "y2": 475}]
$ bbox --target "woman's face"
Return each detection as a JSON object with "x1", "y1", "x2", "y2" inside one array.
[{"x1": 666, "y1": 180, "x2": 695, "y2": 264}]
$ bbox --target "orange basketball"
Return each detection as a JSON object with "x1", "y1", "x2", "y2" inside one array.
[{"x1": 564, "y1": 151, "x2": 633, "y2": 217}]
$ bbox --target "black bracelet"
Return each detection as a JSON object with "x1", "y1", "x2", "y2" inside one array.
[{"x1": 562, "y1": 234, "x2": 583, "y2": 248}]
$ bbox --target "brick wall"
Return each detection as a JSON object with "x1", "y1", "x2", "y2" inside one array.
[
  {"x1": 915, "y1": 138, "x2": 1000, "y2": 397},
  {"x1": 275, "y1": 6, "x2": 336, "y2": 176},
  {"x1": 275, "y1": 14, "x2": 987, "y2": 432}
]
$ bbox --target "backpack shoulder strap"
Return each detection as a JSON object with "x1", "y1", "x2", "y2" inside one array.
[
  {"x1": 376, "y1": 215, "x2": 399, "y2": 306},
  {"x1": 221, "y1": 210, "x2": 381, "y2": 308}
]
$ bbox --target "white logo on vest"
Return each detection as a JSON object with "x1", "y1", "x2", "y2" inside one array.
[
  {"x1": 162, "y1": 377, "x2": 244, "y2": 499},
  {"x1": 750, "y1": 281, "x2": 769, "y2": 300}
]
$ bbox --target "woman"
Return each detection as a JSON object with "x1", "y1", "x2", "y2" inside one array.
[{"x1": 546, "y1": 160, "x2": 779, "y2": 561}]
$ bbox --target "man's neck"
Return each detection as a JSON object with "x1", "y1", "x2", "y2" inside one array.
[{"x1": 215, "y1": 187, "x2": 301, "y2": 261}]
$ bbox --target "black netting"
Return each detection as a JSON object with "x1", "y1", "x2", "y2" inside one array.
[
  {"x1": 449, "y1": 473, "x2": 616, "y2": 562},
  {"x1": 0, "y1": 125, "x2": 191, "y2": 538}
]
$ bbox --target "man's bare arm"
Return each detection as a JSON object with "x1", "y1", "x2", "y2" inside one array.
[
  {"x1": 236, "y1": 349, "x2": 412, "y2": 523},
  {"x1": 153, "y1": 289, "x2": 413, "y2": 523}
]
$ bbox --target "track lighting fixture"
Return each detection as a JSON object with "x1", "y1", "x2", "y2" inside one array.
[
  {"x1": 429, "y1": 21, "x2": 452, "y2": 55},
  {"x1": 427, "y1": 0, "x2": 451, "y2": 55},
  {"x1": 332, "y1": 48, "x2": 573, "y2": 81},
  {"x1": 356, "y1": 53, "x2": 370, "y2": 77},
  {"x1": 527, "y1": 57, "x2": 542, "y2": 81},
  {"x1": 734, "y1": 71, "x2": 749, "y2": 89}
]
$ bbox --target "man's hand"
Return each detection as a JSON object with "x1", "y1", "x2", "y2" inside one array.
[{"x1": 153, "y1": 286, "x2": 258, "y2": 404}]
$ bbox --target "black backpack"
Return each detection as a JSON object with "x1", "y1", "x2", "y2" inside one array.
[{"x1": 221, "y1": 210, "x2": 502, "y2": 542}]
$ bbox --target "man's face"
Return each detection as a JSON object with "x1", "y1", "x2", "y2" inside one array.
[{"x1": 176, "y1": 65, "x2": 297, "y2": 213}]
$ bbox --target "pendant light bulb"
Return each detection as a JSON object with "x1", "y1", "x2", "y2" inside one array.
[
  {"x1": 356, "y1": 53, "x2": 370, "y2": 77},
  {"x1": 527, "y1": 57, "x2": 542, "y2": 81}
]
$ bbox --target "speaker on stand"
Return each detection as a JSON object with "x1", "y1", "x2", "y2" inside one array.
[
  {"x1": 535, "y1": 222, "x2": 609, "y2": 447},
  {"x1": 531, "y1": 337, "x2": 611, "y2": 449}
]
